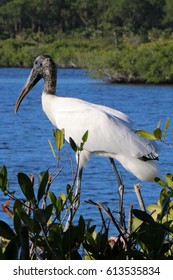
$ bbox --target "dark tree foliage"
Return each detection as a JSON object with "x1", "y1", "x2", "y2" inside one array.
[{"x1": 0, "y1": 0, "x2": 172, "y2": 39}]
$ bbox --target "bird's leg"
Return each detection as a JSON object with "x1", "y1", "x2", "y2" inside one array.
[{"x1": 109, "y1": 158, "x2": 125, "y2": 227}]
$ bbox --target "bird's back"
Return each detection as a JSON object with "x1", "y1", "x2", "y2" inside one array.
[{"x1": 42, "y1": 93, "x2": 158, "y2": 159}]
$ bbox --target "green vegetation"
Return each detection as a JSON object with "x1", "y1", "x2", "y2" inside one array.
[
  {"x1": 1, "y1": 36, "x2": 173, "y2": 83},
  {"x1": 1, "y1": 0, "x2": 172, "y2": 39},
  {"x1": 0, "y1": 126, "x2": 173, "y2": 260},
  {"x1": 1, "y1": 0, "x2": 173, "y2": 82}
]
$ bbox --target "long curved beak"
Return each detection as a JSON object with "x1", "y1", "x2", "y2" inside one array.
[{"x1": 15, "y1": 69, "x2": 41, "y2": 113}]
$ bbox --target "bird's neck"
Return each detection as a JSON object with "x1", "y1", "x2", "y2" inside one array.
[{"x1": 43, "y1": 67, "x2": 57, "y2": 95}]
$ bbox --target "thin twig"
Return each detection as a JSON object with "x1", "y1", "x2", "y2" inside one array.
[
  {"x1": 160, "y1": 139, "x2": 173, "y2": 149},
  {"x1": 86, "y1": 200, "x2": 128, "y2": 245},
  {"x1": 128, "y1": 204, "x2": 133, "y2": 235},
  {"x1": 40, "y1": 224, "x2": 59, "y2": 259},
  {"x1": 134, "y1": 184, "x2": 146, "y2": 211},
  {"x1": 49, "y1": 163, "x2": 60, "y2": 176},
  {"x1": 98, "y1": 206, "x2": 107, "y2": 231}
]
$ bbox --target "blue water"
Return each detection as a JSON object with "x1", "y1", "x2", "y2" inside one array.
[{"x1": 1, "y1": 68, "x2": 173, "y2": 234}]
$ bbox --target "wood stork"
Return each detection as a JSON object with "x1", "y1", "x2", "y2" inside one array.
[{"x1": 15, "y1": 55, "x2": 160, "y2": 219}]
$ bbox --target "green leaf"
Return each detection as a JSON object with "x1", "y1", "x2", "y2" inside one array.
[
  {"x1": 82, "y1": 130, "x2": 89, "y2": 143},
  {"x1": 69, "y1": 137, "x2": 77, "y2": 152},
  {"x1": 132, "y1": 209, "x2": 154, "y2": 224},
  {"x1": 34, "y1": 204, "x2": 53, "y2": 225},
  {"x1": 17, "y1": 173, "x2": 36, "y2": 204},
  {"x1": 135, "y1": 130, "x2": 156, "y2": 140},
  {"x1": 21, "y1": 212, "x2": 41, "y2": 234},
  {"x1": 0, "y1": 165, "x2": 7, "y2": 191},
  {"x1": 13, "y1": 200, "x2": 23, "y2": 220},
  {"x1": 147, "y1": 204, "x2": 161, "y2": 218},
  {"x1": 48, "y1": 191, "x2": 57, "y2": 207},
  {"x1": 164, "y1": 118, "x2": 170, "y2": 139},
  {"x1": 60, "y1": 192, "x2": 66, "y2": 202},
  {"x1": 154, "y1": 177, "x2": 168, "y2": 188},
  {"x1": 85, "y1": 232, "x2": 97, "y2": 250},
  {"x1": 53, "y1": 129, "x2": 65, "y2": 150},
  {"x1": 164, "y1": 174, "x2": 173, "y2": 189},
  {"x1": 56, "y1": 197, "x2": 63, "y2": 211},
  {"x1": 4, "y1": 239, "x2": 18, "y2": 260},
  {"x1": 48, "y1": 139, "x2": 56, "y2": 158},
  {"x1": 160, "y1": 195, "x2": 170, "y2": 220},
  {"x1": 0, "y1": 220, "x2": 15, "y2": 240},
  {"x1": 136, "y1": 222, "x2": 165, "y2": 253},
  {"x1": 21, "y1": 212, "x2": 34, "y2": 231},
  {"x1": 43, "y1": 204, "x2": 53, "y2": 224},
  {"x1": 132, "y1": 217, "x2": 143, "y2": 231},
  {"x1": 78, "y1": 215, "x2": 85, "y2": 234},
  {"x1": 159, "y1": 188, "x2": 169, "y2": 206},
  {"x1": 96, "y1": 232, "x2": 107, "y2": 252},
  {"x1": 37, "y1": 170, "x2": 49, "y2": 202},
  {"x1": 87, "y1": 224, "x2": 96, "y2": 234},
  {"x1": 79, "y1": 131, "x2": 89, "y2": 151},
  {"x1": 153, "y1": 127, "x2": 162, "y2": 140},
  {"x1": 13, "y1": 213, "x2": 22, "y2": 238}
]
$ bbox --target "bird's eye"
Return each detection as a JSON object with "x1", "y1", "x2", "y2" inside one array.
[{"x1": 34, "y1": 61, "x2": 42, "y2": 67}]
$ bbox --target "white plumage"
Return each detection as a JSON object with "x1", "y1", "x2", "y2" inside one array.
[
  {"x1": 15, "y1": 55, "x2": 160, "y2": 212},
  {"x1": 41, "y1": 85, "x2": 159, "y2": 182}
]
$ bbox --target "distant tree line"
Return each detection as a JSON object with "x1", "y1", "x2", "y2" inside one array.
[
  {"x1": 1, "y1": 0, "x2": 173, "y2": 39},
  {"x1": 1, "y1": 0, "x2": 173, "y2": 83}
]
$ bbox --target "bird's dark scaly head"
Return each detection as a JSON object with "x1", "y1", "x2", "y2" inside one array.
[{"x1": 15, "y1": 54, "x2": 57, "y2": 113}]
